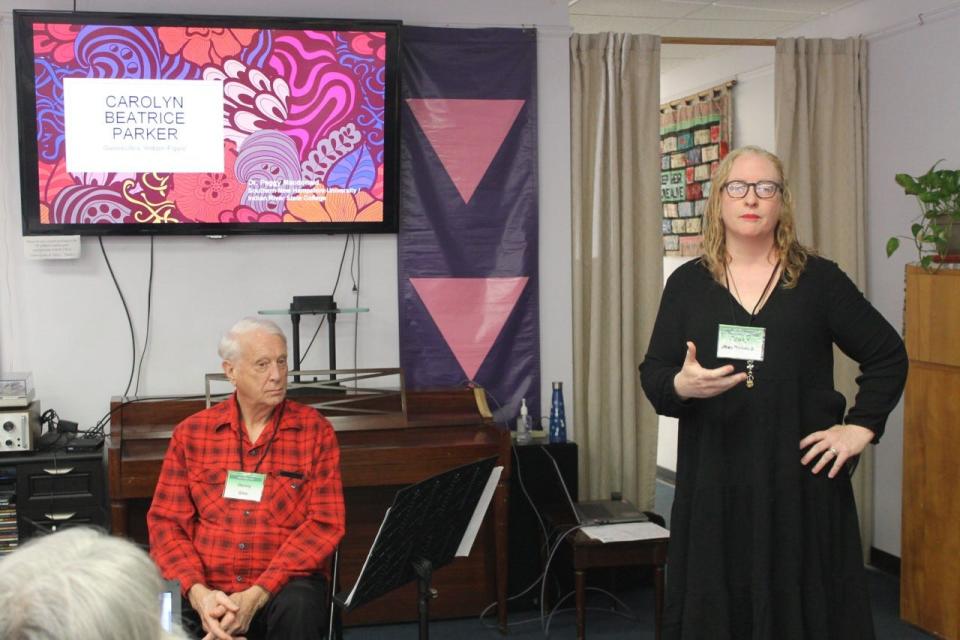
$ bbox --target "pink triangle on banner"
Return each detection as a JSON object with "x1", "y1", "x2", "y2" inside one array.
[
  {"x1": 411, "y1": 276, "x2": 529, "y2": 381},
  {"x1": 406, "y1": 99, "x2": 525, "y2": 204}
]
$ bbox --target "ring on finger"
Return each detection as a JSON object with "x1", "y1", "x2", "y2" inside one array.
[{"x1": 828, "y1": 447, "x2": 839, "y2": 457}]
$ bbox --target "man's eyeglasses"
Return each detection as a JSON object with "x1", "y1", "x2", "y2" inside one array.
[{"x1": 722, "y1": 180, "x2": 782, "y2": 199}]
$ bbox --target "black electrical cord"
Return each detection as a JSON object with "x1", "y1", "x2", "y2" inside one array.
[
  {"x1": 352, "y1": 235, "x2": 361, "y2": 387},
  {"x1": 98, "y1": 237, "x2": 136, "y2": 398},
  {"x1": 349, "y1": 233, "x2": 359, "y2": 292},
  {"x1": 82, "y1": 392, "x2": 211, "y2": 439},
  {"x1": 301, "y1": 235, "x2": 351, "y2": 362},
  {"x1": 134, "y1": 236, "x2": 154, "y2": 397}
]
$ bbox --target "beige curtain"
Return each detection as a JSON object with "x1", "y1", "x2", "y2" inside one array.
[
  {"x1": 774, "y1": 37, "x2": 873, "y2": 555},
  {"x1": 570, "y1": 33, "x2": 661, "y2": 508}
]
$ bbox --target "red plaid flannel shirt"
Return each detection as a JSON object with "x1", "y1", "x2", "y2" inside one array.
[{"x1": 148, "y1": 396, "x2": 345, "y2": 596}]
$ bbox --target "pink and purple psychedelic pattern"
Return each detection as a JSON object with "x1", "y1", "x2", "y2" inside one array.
[{"x1": 31, "y1": 22, "x2": 387, "y2": 225}]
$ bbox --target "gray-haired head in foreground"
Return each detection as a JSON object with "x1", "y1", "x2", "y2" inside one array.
[
  {"x1": 0, "y1": 527, "x2": 185, "y2": 640},
  {"x1": 218, "y1": 317, "x2": 287, "y2": 362}
]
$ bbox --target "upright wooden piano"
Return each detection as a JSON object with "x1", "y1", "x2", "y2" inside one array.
[{"x1": 107, "y1": 385, "x2": 511, "y2": 631}]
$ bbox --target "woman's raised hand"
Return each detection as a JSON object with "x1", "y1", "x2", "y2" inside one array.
[{"x1": 673, "y1": 341, "x2": 747, "y2": 400}]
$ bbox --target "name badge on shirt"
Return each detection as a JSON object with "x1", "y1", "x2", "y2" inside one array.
[
  {"x1": 223, "y1": 470, "x2": 266, "y2": 502},
  {"x1": 717, "y1": 324, "x2": 766, "y2": 361}
]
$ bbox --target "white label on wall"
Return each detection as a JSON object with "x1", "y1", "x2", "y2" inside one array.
[
  {"x1": 64, "y1": 78, "x2": 224, "y2": 173},
  {"x1": 23, "y1": 236, "x2": 81, "y2": 260}
]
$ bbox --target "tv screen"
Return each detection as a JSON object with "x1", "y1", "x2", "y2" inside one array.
[{"x1": 13, "y1": 10, "x2": 400, "y2": 236}]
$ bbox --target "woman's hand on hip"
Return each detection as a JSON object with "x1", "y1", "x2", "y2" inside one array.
[
  {"x1": 672, "y1": 341, "x2": 747, "y2": 400},
  {"x1": 800, "y1": 424, "x2": 875, "y2": 478}
]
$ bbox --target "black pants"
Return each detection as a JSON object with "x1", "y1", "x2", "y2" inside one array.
[{"x1": 181, "y1": 574, "x2": 330, "y2": 640}]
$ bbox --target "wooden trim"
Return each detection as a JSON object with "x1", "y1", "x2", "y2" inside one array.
[
  {"x1": 662, "y1": 80, "x2": 737, "y2": 110},
  {"x1": 661, "y1": 37, "x2": 776, "y2": 46}
]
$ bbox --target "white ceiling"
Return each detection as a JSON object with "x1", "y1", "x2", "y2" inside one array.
[{"x1": 569, "y1": 0, "x2": 863, "y2": 72}]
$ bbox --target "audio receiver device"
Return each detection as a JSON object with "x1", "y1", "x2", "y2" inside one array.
[{"x1": 0, "y1": 402, "x2": 41, "y2": 453}]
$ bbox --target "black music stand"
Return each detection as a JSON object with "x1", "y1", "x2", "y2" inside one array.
[{"x1": 334, "y1": 457, "x2": 502, "y2": 640}]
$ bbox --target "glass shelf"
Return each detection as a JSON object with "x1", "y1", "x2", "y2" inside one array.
[
  {"x1": 259, "y1": 306, "x2": 369, "y2": 382},
  {"x1": 258, "y1": 307, "x2": 369, "y2": 315}
]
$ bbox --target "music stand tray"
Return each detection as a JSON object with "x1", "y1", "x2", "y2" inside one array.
[{"x1": 335, "y1": 456, "x2": 503, "y2": 639}]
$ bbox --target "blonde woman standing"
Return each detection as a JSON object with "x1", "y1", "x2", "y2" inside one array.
[{"x1": 640, "y1": 146, "x2": 907, "y2": 639}]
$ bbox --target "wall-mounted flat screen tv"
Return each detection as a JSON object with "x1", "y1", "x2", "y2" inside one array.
[{"x1": 13, "y1": 10, "x2": 400, "y2": 235}]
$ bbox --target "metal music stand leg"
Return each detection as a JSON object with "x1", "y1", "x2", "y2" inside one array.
[{"x1": 412, "y1": 558, "x2": 436, "y2": 640}]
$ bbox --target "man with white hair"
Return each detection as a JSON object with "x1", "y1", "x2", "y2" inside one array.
[
  {"x1": 0, "y1": 527, "x2": 186, "y2": 640},
  {"x1": 148, "y1": 318, "x2": 345, "y2": 640}
]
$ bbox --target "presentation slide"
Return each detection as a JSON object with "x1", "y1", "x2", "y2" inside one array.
[{"x1": 27, "y1": 20, "x2": 388, "y2": 226}]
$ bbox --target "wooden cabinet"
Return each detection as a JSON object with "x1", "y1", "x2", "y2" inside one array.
[{"x1": 901, "y1": 265, "x2": 960, "y2": 639}]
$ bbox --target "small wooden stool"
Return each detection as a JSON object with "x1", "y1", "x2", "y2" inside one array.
[{"x1": 565, "y1": 528, "x2": 668, "y2": 640}]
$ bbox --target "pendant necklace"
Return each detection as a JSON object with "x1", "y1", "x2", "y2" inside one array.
[{"x1": 725, "y1": 259, "x2": 780, "y2": 389}]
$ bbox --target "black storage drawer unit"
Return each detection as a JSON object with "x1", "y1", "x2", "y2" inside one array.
[
  {"x1": 17, "y1": 455, "x2": 104, "y2": 509},
  {"x1": 0, "y1": 450, "x2": 108, "y2": 541},
  {"x1": 19, "y1": 508, "x2": 105, "y2": 538}
]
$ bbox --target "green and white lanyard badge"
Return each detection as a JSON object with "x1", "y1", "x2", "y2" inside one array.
[{"x1": 719, "y1": 260, "x2": 780, "y2": 389}]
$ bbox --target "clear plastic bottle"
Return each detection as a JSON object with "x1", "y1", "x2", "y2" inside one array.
[{"x1": 516, "y1": 398, "x2": 532, "y2": 445}]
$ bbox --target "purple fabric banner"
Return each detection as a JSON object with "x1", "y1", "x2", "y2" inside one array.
[{"x1": 398, "y1": 26, "x2": 540, "y2": 424}]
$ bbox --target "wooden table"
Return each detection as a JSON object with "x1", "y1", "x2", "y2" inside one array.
[
  {"x1": 106, "y1": 388, "x2": 511, "y2": 631},
  {"x1": 565, "y1": 527, "x2": 668, "y2": 640}
]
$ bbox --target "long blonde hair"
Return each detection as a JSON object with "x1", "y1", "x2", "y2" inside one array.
[{"x1": 700, "y1": 145, "x2": 811, "y2": 288}]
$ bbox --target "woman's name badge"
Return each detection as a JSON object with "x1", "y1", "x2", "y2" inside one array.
[
  {"x1": 716, "y1": 324, "x2": 765, "y2": 361},
  {"x1": 223, "y1": 470, "x2": 266, "y2": 502}
]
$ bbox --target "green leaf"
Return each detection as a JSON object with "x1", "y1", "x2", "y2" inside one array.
[
  {"x1": 886, "y1": 237, "x2": 900, "y2": 257},
  {"x1": 946, "y1": 173, "x2": 960, "y2": 194},
  {"x1": 894, "y1": 165, "x2": 960, "y2": 265},
  {"x1": 895, "y1": 173, "x2": 920, "y2": 194}
]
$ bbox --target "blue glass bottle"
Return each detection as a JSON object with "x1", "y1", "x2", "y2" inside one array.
[{"x1": 548, "y1": 381, "x2": 567, "y2": 444}]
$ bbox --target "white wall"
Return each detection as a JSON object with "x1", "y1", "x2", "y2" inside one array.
[
  {"x1": 864, "y1": 5, "x2": 960, "y2": 557},
  {"x1": 652, "y1": 0, "x2": 960, "y2": 557},
  {"x1": 661, "y1": 47, "x2": 775, "y2": 153},
  {"x1": 0, "y1": 0, "x2": 573, "y2": 434}
]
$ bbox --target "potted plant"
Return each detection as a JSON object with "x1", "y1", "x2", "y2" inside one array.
[{"x1": 886, "y1": 161, "x2": 960, "y2": 270}]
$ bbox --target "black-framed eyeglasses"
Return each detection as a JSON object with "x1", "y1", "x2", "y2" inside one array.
[{"x1": 722, "y1": 180, "x2": 782, "y2": 199}]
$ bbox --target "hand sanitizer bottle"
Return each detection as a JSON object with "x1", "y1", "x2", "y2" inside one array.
[{"x1": 516, "y1": 398, "x2": 532, "y2": 445}]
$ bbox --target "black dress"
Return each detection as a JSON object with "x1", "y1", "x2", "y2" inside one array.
[{"x1": 639, "y1": 256, "x2": 907, "y2": 640}]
